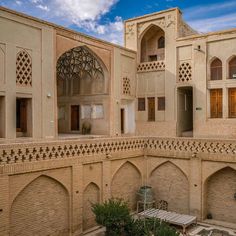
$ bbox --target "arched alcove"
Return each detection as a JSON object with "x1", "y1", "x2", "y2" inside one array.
[
  {"x1": 205, "y1": 167, "x2": 236, "y2": 223},
  {"x1": 56, "y1": 46, "x2": 109, "y2": 135},
  {"x1": 83, "y1": 182, "x2": 100, "y2": 231},
  {"x1": 10, "y1": 175, "x2": 69, "y2": 236},
  {"x1": 111, "y1": 161, "x2": 142, "y2": 210},
  {"x1": 228, "y1": 56, "x2": 236, "y2": 79},
  {"x1": 210, "y1": 58, "x2": 222, "y2": 80},
  {"x1": 149, "y1": 161, "x2": 189, "y2": 214},
  {"x1": 140, "y1": 25, "x2": 165, "y2": 63}
]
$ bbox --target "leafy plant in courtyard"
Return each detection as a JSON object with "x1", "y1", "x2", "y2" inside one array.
[
  {"x1": 92, "y1": 198, "x2": 180, "y2": 236},
  {"x1": 92, "y1": 198, "x2": 130, "y2": 236}
]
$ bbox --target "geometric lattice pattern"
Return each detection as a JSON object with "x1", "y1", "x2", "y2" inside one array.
[
  {"x1": 123, "y1": 77, "x2": 131, "y2": 95},
  {"x1": 137, "y1": 61, "x2": 165, "y2": 72},
  {"x1": 1, "y1": 137, "x2": 236, "y2": 165},
  {"x1": 179, "y1": 62, "x2": 192, "y2": 82},
  {"x1": 57, "y1": 46, "x2": 104, "y2": 80},
  {"x1": 16, "y1": 50, "x2": 32, "y2": 86}
]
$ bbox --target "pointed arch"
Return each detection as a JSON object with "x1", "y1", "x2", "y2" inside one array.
[
  {"x1": 16, "y1": 49, "x2": 32, "y2": 86},
  {"x1": 83, "y1": 182, "x2": 100, "y2": 231},
  {"x1": 10, "y1": 175, "x2": 69, "y2": 236},
  {"x1": 111, "y1": 161, "x2": 142, "y2": 210},
  {"x1": 210, "y1": 57, "x2": 222, "y2": 80},
  {"x1": 149, "y1": 160, "x2": 188, "y2": 180},
  {"x1": 205, "y1": 166, "x2": 236, "y2": 223},
  {"x1": 149, "y1": 161, "x2": 189, "y2": 214},
  {"x1": 139, "y1": 24, "x2": 165, "y2": 63},
  {"x1": 228, "y1": 55, "x2": 236, "y2": 79},
  {"x1": 112, "y1": 160, "x2": 142, "y2": 179}
]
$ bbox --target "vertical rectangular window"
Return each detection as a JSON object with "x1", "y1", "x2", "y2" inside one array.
[
  {"x1": 210, "y1": 89, "x2": 222, "y2": 118},
  {"x1": 16, "y1": 98, "x2": 32, "y2": 137},
  {"x1": 148, "y1": 97, "x2": 155, "y2": 121},
  {"x1": 71, "y1": 105, "x2": 80, "y2": 131},
  {"x1": 0, "y1": 96, "x2": 5, "y2": 138},
  {"x1": 229, "y1": 88, "x2": 236, "y2": 118},
  {"x1": 158, "y1": 97, "x2": 165, "y2": 111},
  {"x1": 138, "y1": 98, "x2": 145, "y2": 111}
]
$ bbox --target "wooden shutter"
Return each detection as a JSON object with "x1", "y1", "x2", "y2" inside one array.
[
  {"x1": 71, "y1": 105, "x2": 80, "y2": 130},
  {"x1": 210, "y1": 89, "x2": 222, "y2": 118},
  {"x1": 138, "y1": 98, "x2": 145, "y2": 111},
  {"x1": 20, "y1": 100, "x2": 27, "y2": 132},
  {"x1": 148, "y1": 97, "x2": 155, "y2": 121},
  {"x1": 229, "y1": 88, "x2": 236, "y2": 118},
  {"x1": 158, "y1": 97, "x2": 165, "y2": 111}
]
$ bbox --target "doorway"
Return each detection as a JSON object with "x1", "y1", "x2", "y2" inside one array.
[
  {"x1": 71, "y1": 105, "x2": 80, "y2": 131},
  {"x1": 16, "y1": 98, "x2": 32, "y2": 137},
  {"x1": 177, "y1": 87, "x2": 193, "y2": 137},
  {"x1": 121, "y1": 108, "x2": 125, "y2": 134}
]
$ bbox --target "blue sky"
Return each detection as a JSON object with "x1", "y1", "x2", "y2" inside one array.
[{"x1": 1, "y1": 0, "x2": 236, "y2": 45}]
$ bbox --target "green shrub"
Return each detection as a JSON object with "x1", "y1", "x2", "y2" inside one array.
[
  {"x1": 92, "y1": 198, "x2": 180, "y2": 236},
  {"x1": 92, "y1": 198, "x2": 131, "y2": 236}
]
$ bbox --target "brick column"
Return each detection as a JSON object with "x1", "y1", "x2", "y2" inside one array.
[
  {"x1": 102, "y1": 160, "x2": 111, "y2": 201},
  {"x1": 189, "y1": 154, "x2": 202, "y2": 219},
  {"x1": 0, "y1": 175, "x2": 9, "y2": 235},
  {"x1": 72, "y1": 163, "x2": 83, "y2": 235}
]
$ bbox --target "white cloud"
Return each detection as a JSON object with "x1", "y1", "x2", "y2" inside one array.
[
  {"x1": 15, "y1": 0, "x2": 22, "y2": 5},
  {"x1": 36, "y1": 4, "x2": 49, "y2": 11},
  {"x1": 183, "y1": 1, "x2": 236, "y2": 33},
  {"x1": 188, "y1": 13, "x2": 236, "y2": 33}
]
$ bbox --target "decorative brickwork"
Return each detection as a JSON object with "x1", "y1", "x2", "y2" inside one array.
[
  {"x1": 83, "y1": 183, "x2": 100, "y2": 231},
  {"x1": 137, "y1": 61, "x2": 165, "y2": 72},
  {"x1": 10, "y1": 175, "x2": 69, "y2": 236},
  {"x1": 122, "y1": 77, "x2": 131, "y2": 95},
  {"x1": 206, "y1": 167, "x2": 236, "y2": 223},
  {"x1": 179, "y1": 62, "x2": 192, "y2": 82},
  {"x1": 111, "y1": 162, "x2": 141, "y2": 210},
  {"x1": 16, "y1": 50, "x2": 32, "y2": 86},
  {"x1": 150, "y1": 161, "x2": 189, "y2": 214}
]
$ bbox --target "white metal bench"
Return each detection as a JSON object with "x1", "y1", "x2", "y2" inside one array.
[{"x1": 138, "y1": 208, "x2": 197, "y2": 233}]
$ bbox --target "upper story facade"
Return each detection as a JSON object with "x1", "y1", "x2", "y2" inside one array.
[
  {"x1": 1, "y1": 6, "x2": 236, "y2": 141},
  {"x1": 125, "y1": 8, "x2": 236, "y2": 139}
]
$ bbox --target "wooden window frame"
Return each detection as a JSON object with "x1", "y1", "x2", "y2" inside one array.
[
  {"x1": 210, "y1": 89, "x2": 222, "y2": 118},
  {"x1": 210, "y1": 58, "x2": 222, "y2": 81},
  {"x1": 157, "y1": 97, "x2": 165, "y2": 111},
  {"x1": 138, "y1": 98, "x2": 145, "y2": 111},
  {"x1": 148, "y1": 97, "x2": 155, "y2": 122},
  {"x1": 228, "y1": 88, "x2": 236, "y2": 118}
]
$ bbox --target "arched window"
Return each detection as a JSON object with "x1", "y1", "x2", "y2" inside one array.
[
  {"x1": 210, "y1": 58, "x2": 222, "y2": 80},
  {"x1": 229, "y1": 57, "x2": 236, "y2": 79},
  {"x1": 158, "y1": 36, "x2": 165, "y2": 49}
]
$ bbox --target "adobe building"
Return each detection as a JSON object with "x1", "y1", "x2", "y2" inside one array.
[{"x1": 0, "y1": 6, "x2": 236, "y2": 236}]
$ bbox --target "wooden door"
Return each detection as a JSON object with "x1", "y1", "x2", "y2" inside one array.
[
  {"x1": 210, "y1": 89, "x2": 222, "y2": 118},
  {"x1": 121, "y1": 108, "x2": 125, "y2": 134},
  {"x1": 71, "y1": 105, "x2": 80, "y2": 131},
  {"x1": 148, "y1": 97, "x2": 155, "y2": 121},
  {"x1": 229, "y1": 88, "x2": 236, "y2": 118},
  {"x1": 16, "y1": 99, "x2": 27, "y2": 132}
]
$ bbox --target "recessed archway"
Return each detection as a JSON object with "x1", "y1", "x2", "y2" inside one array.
[
  {"x1": 83, "y1": 182, "x2": 100, "y2": 231},
  {"x1": 205, "y1": 167, "x2": 236, "y2": 223},
  {"x1": 111, "y1": 161, "x2": 142, "y2": 210},
  {"x1": 56, "y1": 46, "x2": 109, "y2": 135},
  {"x1": 140, "y1": 24, "x2": 165, "y2": 63},
  {"x1": 10, "y1": 175, "x2": 69, "y2": 236},
  {"x1": 149, "y1": 161, "x2": 189, "y2": 214}
]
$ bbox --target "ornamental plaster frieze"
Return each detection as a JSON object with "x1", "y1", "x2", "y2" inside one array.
[{"x1": 0, "y1": 137, "x2": 236, "y2": 168}]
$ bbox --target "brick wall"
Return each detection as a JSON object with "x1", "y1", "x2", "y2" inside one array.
[
  {"x1": 111, "y1": 162, "x2": 142, "y2": 210},
  {"x1": 149, "y1": 161, "x2": 190, "y2": 214},
  {"x1": 206, "y1": 167, "x2": 236, "y2": 223},
  {"x1": 10, "y1": 175, "x2": 69, "y2": 236},
  {"x1": 83, "y1": 183, "x2": 100, "y2": 231}
]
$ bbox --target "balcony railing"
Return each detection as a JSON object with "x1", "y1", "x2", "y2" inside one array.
[
  {"x1": 0, "y1": 136, "x2": 236, "y2": 167},
  {"x1": 137, "y1": 60, "x2": 165, "y2": 73}
]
